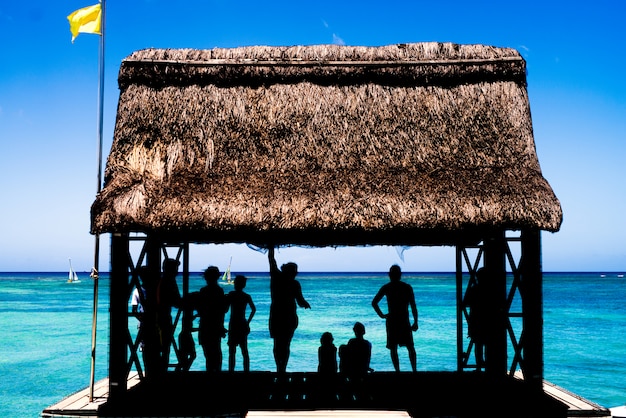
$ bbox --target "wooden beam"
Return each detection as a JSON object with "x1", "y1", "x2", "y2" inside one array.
[
  {"x1": 109, "y1": 233, "x2": 129, "y2": 401},
  {"x1": 483, "y1": 230, "x2": 508, "y2": 376},
  {"x1": 521, "y1": 228, "x2": 544, "y2": 389}
]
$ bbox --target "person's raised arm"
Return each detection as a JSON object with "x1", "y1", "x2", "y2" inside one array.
[{"x1": 268, "y1": 246, "x2": 279, "y2": 276}]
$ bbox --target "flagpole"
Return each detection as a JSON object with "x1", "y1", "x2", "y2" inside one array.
[{"x1": 89, "y1": 0, "x2": 105, "y2": 403}]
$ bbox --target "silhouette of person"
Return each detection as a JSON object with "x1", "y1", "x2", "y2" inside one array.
[
  {"x1": 268, "y1": 246, "x2": 311, "y2": 373},
  {"x1": 136, "y1": 266, "x2": 160, "y2": 377},
  {"x1": 226, "y1": 274, "x2": 256, "y2": 372},
  {"x1": 131, "y1": 270, "x2": 147, "y2": 351},
  {"x1": 196, "y1": 266, "x2": 227, "y2": 372},
  {"x1": 176, "y1": 295, "x2": 197, "y2": 372},
  {"x1": 372, "y1": 265, "x2": 418, "y2": 372},
  {"x1": 465, "y1": 267, "x2": 488, "y2": 370},
  {"x1": 155, "y1": 258, "x2": 182, "y2": 372},
  {"x1": 318, "y1": 332, "x2": 338, "y2": 375},
  {"x1": 131, "y1": 275, "x2": 146, "y2": 317},
  {"x1": 339, "y1": 322, "x2": 372, "y2": 378}
]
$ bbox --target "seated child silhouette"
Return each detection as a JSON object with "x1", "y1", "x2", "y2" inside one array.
[
  {"x1": 318, "y1": 332, "x2": 338, "y2": 375},
  {"x1": 339, "y1": 322, "x2": 372, "y2": 379}
]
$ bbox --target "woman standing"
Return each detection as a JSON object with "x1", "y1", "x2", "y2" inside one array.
[{"x1": 268, "y1": 246, "x2": 311, "y2": 373}]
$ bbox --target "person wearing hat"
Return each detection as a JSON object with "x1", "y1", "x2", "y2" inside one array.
[
  {"x1": 196, "y1": 266, "x2": 228, "y2": 372},
  {"x1": 155, "y1": 258, "x2": 182, "y2": 373}
]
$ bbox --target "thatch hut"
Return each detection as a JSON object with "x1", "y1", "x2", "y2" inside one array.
[
  {"x1": 92, "y1": 43, "x2": 560, "y2": 245},
  {"x1": 91, "y1": 43, "x2": 565, "y2": 417}
]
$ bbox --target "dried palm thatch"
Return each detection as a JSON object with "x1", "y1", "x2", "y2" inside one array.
[{"x1": 91, "y1": 42, "x2": 562, "y2": 246}]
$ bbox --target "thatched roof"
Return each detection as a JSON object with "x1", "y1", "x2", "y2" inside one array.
[{"x1": 91, "y1": 42, "x2": 562, "y2": 247}]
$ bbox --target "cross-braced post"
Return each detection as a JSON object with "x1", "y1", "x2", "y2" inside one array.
[{"x1": 457, "y1": 229, "x2": 544, "y2": 386}]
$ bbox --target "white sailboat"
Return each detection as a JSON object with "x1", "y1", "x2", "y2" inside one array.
[
  {"x1": 221, "y1": 257, "x2": 233, "y2": 285},
  {"x1": 67, "y1": 258, "x2": 80, "y2": 283}
]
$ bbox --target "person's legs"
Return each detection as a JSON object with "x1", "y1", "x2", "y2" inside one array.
[
  {"x1": 273, "y1": 335, "x2": 292, "y2": 373},
  {"x1": 241, "y1": 341, "x2": 250, "y2": 372},
  {"x1": 475, "y1": 341, "x2": 485, "y2": 370},
  {"x1": 213, "y1": 337, "x2": 223, "y2": 371},
  {"x1": 203, "y1": 335, "x2": 223, "y2": 372},
  {"x1": 160, "y1": 321, "x2": 173, "y2": 372},
  {"x1": 407, "y1": 344, "x2": 417, "y2": 372},
  {"x1": 201, "y1": 342, "x2": 210, "y2": 371},
  {"x1": 390, "y1": 345, "x2": 400, "y2": 372},
  {"x1": 228, "y1": 344, "x2": 237, "y2": 372},
  {"x1": 273, "y1": 337, "x2": 284, "y2": 373}
]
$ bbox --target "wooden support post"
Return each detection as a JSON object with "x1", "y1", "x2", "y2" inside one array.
[
  {"x1": 109, "y1": 233, "x2": 129, "y2": 401},
  {"x1": 455, "y1": 246, "x2": 464, "y2": 371},
  {"x1": 521, "y1": 228, "x2": 544, "y2": 390},
  {"x1": 483, "y1": 230, "x2": 508, "y2": 377},
  {"x1": 182, "y1": 241, "x2": 189, "y2": 297},
  {"x1": 145, "y1": 234, "x2": 161, "y2": 288},
  {"x1": 142, "y1": 234, "x2": 162, "y2": 379}
]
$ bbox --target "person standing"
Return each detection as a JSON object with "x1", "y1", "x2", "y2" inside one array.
[
  {"x1": 176, "y1": 294, "x2": 197, "y2": 372},
  {"x1": 196, "y1": 266, "x2": 227, "y2": 372},
  {"x1": 268, "y1": 246, "x2": 311, "y2": 373},
  {"x1": 226, "y1": 274, "x2": 256, "y2": 372},
  {"x1": 372, "y1": 265, "x2": 418, "y2": 372},
  {"x1": 131, "y1": 269, "x2": 147, "y2": 352},
  {"x1": 465, "y1": 267, "x2": 488, "y2": 370},
  {"x1": 136, "y1": 266, "x2": 160, "y2": 377},
  {"x1": 155, "y1": 258, "x2": 182, "y2": 373}
]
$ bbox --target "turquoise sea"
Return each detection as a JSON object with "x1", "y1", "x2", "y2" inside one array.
[{"x1": 1, "y1": 271, "x2": 625, "y2": 417}]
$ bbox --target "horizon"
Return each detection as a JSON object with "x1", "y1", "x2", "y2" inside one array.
[
  {"x1": 2, "y1": 270, "x2": 624, "y2": 275},
  {"x1": 1, "y1": 1, "x2": 624, "y2": 272}
]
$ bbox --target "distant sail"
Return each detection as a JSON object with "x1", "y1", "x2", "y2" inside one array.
[
  {"x1": 221, "y1": 257, "x2": 232, "y2": 285},
  {"x1": 67, "y1": 258, "x2": 80, "y2": 283}
]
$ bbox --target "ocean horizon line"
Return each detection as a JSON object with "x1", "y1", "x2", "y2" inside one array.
[{"x1": 0, "y1": 270, "x2": 624, "y2": 275}]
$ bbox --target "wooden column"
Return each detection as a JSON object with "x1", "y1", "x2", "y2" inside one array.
[
  {"x1": 521, "y1": 228, "x2": 544, "y2": 390},
  {"x1": 143, "y1": 234, "x2": 162, "y2": 379},
  {"x1": 109, "y1": 233, "x2": 129, "y2": 401},
  {"x1": 182, "y1": 241, "x2": 190, "y2": 297},
  {"x1": 483, "y1": 230, "x2": 508, "y2": 377},
  {"x1": 455, "y1": 246, "x2": 465, "y2": 372}
]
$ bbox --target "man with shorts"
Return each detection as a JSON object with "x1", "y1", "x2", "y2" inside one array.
[{"x1": 372, "y1": 265, "x2": 418, "y2": 372}]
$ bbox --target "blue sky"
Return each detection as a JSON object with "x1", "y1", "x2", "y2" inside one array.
[{"x1": 0, "y1": 1, "x2": 624, "y2": 273}]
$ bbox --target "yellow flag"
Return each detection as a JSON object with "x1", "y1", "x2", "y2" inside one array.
[{"x1": 67, "y1": 3, "x2": 102, "y2": 43}]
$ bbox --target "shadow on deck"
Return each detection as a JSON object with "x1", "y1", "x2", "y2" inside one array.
[{"x1": 96, "y1": 371, "x2": 569, "y2": 418}]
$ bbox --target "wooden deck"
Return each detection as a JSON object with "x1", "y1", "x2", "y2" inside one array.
[
  {"x1": 42, "y1": 373, "x2": 141, "y2": 417},
  {"x1": 42, "y1": 371, "x2": 610, "y2": 418},
  {"x1": 542, "y1": 379, "x2": 611, "y2": 417},
  {"x1": 513, "y1": 371, "x2": 611, "y2": 417},
  {"x1": 247, "y1": 411, "x2": 410, "y2": 417}
]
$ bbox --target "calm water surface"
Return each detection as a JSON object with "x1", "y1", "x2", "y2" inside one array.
[{"x1": 0, "y1": 271, "x2": 624, "y2": 417}]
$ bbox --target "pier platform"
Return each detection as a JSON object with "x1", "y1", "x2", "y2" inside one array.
[{"x1": 43, "y1": 371, "x2": 610, "y2": 418}]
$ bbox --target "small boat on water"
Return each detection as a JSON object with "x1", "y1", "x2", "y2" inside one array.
[
  {"x1": 67, "y1": 258, "x2": 80, "y2": 283},
  {"x1": 221, "y1": 257, "x2": 233, "y2": 285}
]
